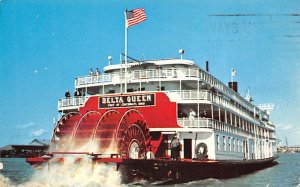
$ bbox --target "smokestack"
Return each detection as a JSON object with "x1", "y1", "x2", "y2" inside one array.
[
  {"x1": 228, "y1": 82, "x2": 238, "y2": 93},
  {"x1": 206, "y1": 61, "x2": 209, "y2": 72}
]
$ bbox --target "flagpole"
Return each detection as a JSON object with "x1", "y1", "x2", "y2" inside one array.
[
  {"x1": 231, "y1": 68, "x2": 233, "y2": 83},
  {"x1": 124, "y1": 10, "x2": 128, "y2": 93}
]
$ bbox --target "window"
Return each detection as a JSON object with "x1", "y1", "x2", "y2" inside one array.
[
  {"x1": 216, "y1": 135, "x2": 220, "y2": 150},
  {"x1": 241, "y1": 140, "x2": 243, "y2": 153},
  {"x1": 233, "y1": 138, "x2": 235, "y2": 152},
  {"x1": 228, "y1": 137, "x2": 231, "y2": 151},
  {"x1": 223, "y1": 136, "x2": 226, "y2": 151}
]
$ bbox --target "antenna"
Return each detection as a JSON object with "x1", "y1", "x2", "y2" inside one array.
[
  {"x1": 108, "y1": 56, "x2": 112, "y2": 65},
  {"x1": 245, "y1": 87, "x2": 253, "y2": 102},
  {"x1": 231, "y1": 68, "x2": 236, "y2": 83},
  {"x1": 178, "y1": 49, "x2": 184, "y2": 60}
]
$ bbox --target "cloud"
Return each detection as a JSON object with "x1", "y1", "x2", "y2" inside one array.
[
  {"x1": 295, "y1": 130, "x2": 300, "y2": 135},
  {"x1": 31, "y1": 129, "x2": 46, "y2": 137},
  {"x1": 33, "y1": 69, "x2": 38, "y2": 74},
  {"x1": 17, "y1": 122, "x2": 34, "y2": 129},
  {"x1": 282, "y1": 125, "x2": 292, "y2": 130}
]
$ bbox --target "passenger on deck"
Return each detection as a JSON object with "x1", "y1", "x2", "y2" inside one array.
[
  {"x1": 200, "y1": 110, "x2": 207, "y2": 118},
  {"x1": 96, "y1": 68, "x2": 100, "y2": 76},
  {"x1": 146, "y1": 146, "x2": 155, "y2": 159},
  {"x1": 90, "y1": 68, "x2": 94, "y2": 76},
  {"x1": 74, "y1": 89, "x2": 81, "y2": 97},
  {"x1": 65, "y1": 90, "x2": 71, "y2": 98},
  {"x1": 178, "y1": 110, "x2": 187, "y2": 118},
  {"x1": 170, "y1": 135, "x2": 180, "y2": 160},
  {"x1": 189, "y1": 108, "x2": 196, "y2": 120}
]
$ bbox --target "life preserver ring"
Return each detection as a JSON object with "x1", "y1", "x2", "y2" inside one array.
[{"x1": 195, "y1": 143, "x2": 208, "y2": 160}]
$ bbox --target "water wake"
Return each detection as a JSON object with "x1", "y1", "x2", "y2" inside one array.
[
  {"x1": 2, "y1": 155, "x2": 125, "y2": 187},
  {"x1": 0, "y1": 174, "x2": 12, "y2": 187}
]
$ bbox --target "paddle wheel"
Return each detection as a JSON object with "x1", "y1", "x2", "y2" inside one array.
[
  {"x1": 71, "y1": 111, "x2": 102, "y2": 150},
  {"x1": 92, "y1": 110, "x2": 120, "y2": 153},
  {"x1": 51, "y1": 112, "x2": 82, "y2": 151},
  {"x1": 116, "y1": 109, "x2": 151, "y2": 158},
  {"x1": 49, "y1": 107, "x2": 151, "y2": 158}
]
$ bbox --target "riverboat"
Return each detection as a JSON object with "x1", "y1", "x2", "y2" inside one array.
[{"x1": 27, "y1": 54, "x2": 278, "y2": 183}]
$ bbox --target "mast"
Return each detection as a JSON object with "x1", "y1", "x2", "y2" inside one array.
[{"x1": 124, "y1": 10, "x2": 128, "y2": 93}]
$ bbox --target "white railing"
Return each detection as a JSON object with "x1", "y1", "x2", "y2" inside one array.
[
  {"x1": 177, "y1": 118, "x2": 256, "y2": 138},
  {"x1": 75, "y1": 67, "x2": 199, "y2": 87},
  {"x1": 58, "y1": 96, "x2": 89, "y2": 110},
  {"x1": 177, "y1": 118, "x2": 214, "y2": 128},
  {"x1": 170, "y1": 90, "x2": 259, "y2": 124},
  {"x1": 74, "y1": 66, "x2": 267, "y2": 120},
  {"x1": 76, "y1": 73, "x2": 121, "y2": 86},
  {"x1": 169, "y1": 90, "x2": 211, "y2": 100}
]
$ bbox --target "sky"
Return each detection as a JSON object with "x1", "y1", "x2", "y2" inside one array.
[{"x1": 0, "y1": 0, "x2": 300, "y2": 147}]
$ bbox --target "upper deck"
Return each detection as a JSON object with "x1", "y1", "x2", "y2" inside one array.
[{"x1": 70, "y1": 59, "x2": 268, "y2": 119}]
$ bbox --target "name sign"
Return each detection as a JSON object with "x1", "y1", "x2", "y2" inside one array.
[{"x1": 99, "y1": 94, "x2": 155, "y2": 108}]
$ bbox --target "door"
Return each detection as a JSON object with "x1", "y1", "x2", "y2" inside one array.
[{"x1": 184, "y1": 139, "x2": 192, "y2": 159}]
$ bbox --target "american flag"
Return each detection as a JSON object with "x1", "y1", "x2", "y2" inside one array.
[{"x1": 126, "y1": 9, "x2": 147, "y2": 28}]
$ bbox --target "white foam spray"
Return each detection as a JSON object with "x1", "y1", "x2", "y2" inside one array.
[
  {"x1": 1, "y1": 140, "x2": 126, "y2": 187},
  {"x1": 0, "y1": 174, "x2": 12, "y2": 187},
  {"x1": 20, "y1": 155, "x2": 125, "y2": 187}
]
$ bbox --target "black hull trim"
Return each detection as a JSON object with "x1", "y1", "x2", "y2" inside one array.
[{"x1": 119, "y1": 156, "x2": 278, "y2": 183}]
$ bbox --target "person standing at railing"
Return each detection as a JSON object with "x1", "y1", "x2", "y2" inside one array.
[
  {"x1": 200, "y1": 110, "x2": 207, "y2": 118},
  {"x1": 74, "y1": 89, "x2": 80, "y2": 97},
  {"x1": 89, "y1": 68, "x2": 94, "y2": 76},
  {"x1": 74, "y1": 89, "x2": 80, "y2": 106},
  {"x1": 65, "y1": 90, "x2": 71, "y2": 98},
  {"x1": 96, "y1": 68, "x2": 101, "y2": 76},
  {"x1": 65, "y1": 90, "x2": 71, "y2": 106},
  {"x1": 189, "y1": 109, "x2": 196, "y2": 120},
  {"x1": 189, "y1": 108, "x2": 196, "y2": 127}
]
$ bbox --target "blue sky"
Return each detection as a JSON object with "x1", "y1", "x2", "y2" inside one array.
[{"x1": 0, "y1": 0, "x2": 299, "y2": 147}]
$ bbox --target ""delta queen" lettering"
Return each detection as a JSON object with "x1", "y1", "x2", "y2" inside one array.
[{"x1": 99, "y1": 94, "x2": 155, "y2": 108}]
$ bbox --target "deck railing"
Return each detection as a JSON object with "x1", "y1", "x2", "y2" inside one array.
[
  {"x1": 170, "y1": 90, "x2": 259, "y2": 124},
  {"x1": 58, "y1": 96, "x2": 89, "y2": 110},
  {"x1": 177, "y1": 118, "x2": 258, "y2": 138},
  {"x1": 169, "y1": 90, "x2": 211, "y2": 100},
  {"x1": 75, "y1": 67, "x2": 199, "y2": 87},
  {"x1": 74, "y1": 66, "x2": 265, "y2": 117}
]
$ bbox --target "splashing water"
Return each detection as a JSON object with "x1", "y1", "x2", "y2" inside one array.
[
  {"x1": 0, "y1": 174, "x2": 13, "y2": 187},
  {"x1": 1, "y1": 155, "x2": 125, "y2": 187},
  {"x1": 21, "y1": 155, "x2": 124, "y2": 187}
]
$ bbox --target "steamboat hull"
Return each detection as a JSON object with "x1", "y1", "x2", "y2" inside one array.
[
  {"x1": 27, "y1": 155, "x2": 278, "y2": 183},
  {"x1": 119, "y1": 157, "x2": 278, "y2": 183}
]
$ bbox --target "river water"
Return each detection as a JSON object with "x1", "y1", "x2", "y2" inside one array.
[{"x1": 0, "y1": 153, "x2": 299, "y2": 187}]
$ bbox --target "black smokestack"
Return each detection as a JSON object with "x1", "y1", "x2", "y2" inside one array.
[
  {"x1": 228, "y1": 82, "x2": 238, "y2": 93},
  {"x1": 206, "y1": 61, "x2": 209, "y2": 72}
]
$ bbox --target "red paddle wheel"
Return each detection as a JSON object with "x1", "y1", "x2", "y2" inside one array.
[
  {"x1": 92, "y1": 110, "x2": 121, "y2": 153},
  {"x1": 116, "y1": 109, "x2": 151, "y2": 158},
  {"x1": 71, "y1": 111, "x2": 102, "y2": 150},
  {"x1": 51, "y1": 112, "x2": 82, "y2": 151}
]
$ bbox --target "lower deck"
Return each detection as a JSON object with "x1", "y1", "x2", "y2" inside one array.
[{"x1": 153, "y1": 129, "x2": 277, "y2": 161}]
